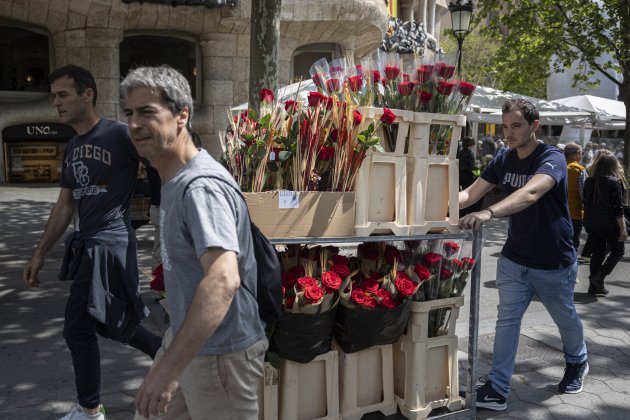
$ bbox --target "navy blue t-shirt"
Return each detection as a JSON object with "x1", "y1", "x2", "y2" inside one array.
[
  {"x1": 481, "y1": 142, "x2": 576, "y2": 269},
  {"x1": 61, "y1": 119, "x2": 141, "y2": 231}
]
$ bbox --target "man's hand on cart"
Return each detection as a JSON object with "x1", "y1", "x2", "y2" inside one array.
[{"x1": 458, "y1": 209, "x2": 493, "y2": 231}]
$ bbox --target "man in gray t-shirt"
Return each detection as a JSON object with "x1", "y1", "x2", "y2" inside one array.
[{"x1": 121, "y1": 66, "x2": 266, "y2": 419}]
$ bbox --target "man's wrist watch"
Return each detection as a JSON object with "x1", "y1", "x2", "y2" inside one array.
[{"x1": 487, "y1": 208, "x2": 496, "y2": 219}]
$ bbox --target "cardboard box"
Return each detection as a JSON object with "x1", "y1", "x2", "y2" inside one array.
[{"x1": 243, "y1": 191, "x2": 356, "y2": 238}]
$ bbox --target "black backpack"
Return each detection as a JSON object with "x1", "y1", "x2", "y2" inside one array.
[{"x1": 184, "y1": 175, "x2": 282, "y2": 325}]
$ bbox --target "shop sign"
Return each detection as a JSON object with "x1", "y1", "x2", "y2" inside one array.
[
  {"x1": 3, "y1": 123, "x2": 76, "y2": 141},
  {"x1": 10, "y1": 145, "x2": 57, "y2": 157}
]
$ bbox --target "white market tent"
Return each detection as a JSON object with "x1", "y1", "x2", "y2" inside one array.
[
  {"x1": 465, "y1": 85, "x2": 594, "y2": 126},
  {"x1": 551, "y1": 95, "x2": 626, "y2": 129}
]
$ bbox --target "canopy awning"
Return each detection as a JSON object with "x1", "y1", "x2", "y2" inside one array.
[{"x1": 550, "y1": 95, "x2": 626, "y2": 129}]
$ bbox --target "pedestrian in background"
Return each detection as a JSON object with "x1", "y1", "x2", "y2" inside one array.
[
  {"x1": 583, "y1": 150, "x2": 627, "y2": 295},
  {"x1": 121, "y1": 65, "x2": 266, "y2": 419},
  {"x1": 23, "y1": 65, "x2": 162, "y2": 420},
  {"x1": 564, "y1": 143, "x2": 588, "y2": 257},
  {"x1": 458, "y1": 136, "x2": 482, "y2": 216},
  {"x1": 459, "y1": 99, "x2": 588, "y2": 411}
]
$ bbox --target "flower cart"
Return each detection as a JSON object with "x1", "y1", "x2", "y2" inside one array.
[{"x1": 266, "y1": 231, "x2": 483, "y2": 420}]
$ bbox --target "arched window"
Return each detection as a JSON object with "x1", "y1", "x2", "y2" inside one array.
[
  {"x1": 120, "y1": 33, "x2": 200, "y2": 100},
  {"x1": 292, "y1": 43, "x2": 342, "y2": 82},
  {"x1": 0, "y1": 23, "x2": 51, "y2": 93}
]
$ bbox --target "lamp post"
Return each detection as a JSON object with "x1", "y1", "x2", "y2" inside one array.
[{"x1": 448, "y1": 0, "x2": 474, "y2": 79}]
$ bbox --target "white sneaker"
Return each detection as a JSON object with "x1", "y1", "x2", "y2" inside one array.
[{"x1": 59, "y1": 403, "x2": 105, "y2": 420}]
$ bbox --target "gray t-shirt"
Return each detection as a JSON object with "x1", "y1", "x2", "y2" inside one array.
[{"x1": 160, "y1": 149, "x2": 264, "y2": 355}]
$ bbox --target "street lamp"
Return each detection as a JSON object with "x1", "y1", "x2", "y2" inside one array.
[{"x1": 448, "y1": 0, "x2": 474, "y2": 79}]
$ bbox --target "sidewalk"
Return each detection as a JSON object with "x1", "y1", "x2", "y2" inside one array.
[{"x1": 1, "y1": 185, "x2": 629, "y2": 419}]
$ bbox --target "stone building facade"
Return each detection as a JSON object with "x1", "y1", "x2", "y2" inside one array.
[{"x1": 0, "y1": 0, "x2": 446, "y2": 183}]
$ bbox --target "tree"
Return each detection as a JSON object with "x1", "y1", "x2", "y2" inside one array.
[
  {"x1": 249, "y1": 0, "x2": 282, "y2": 111},
  {"x1": 440, "y1": 25, "x2": 549, "y2": 98},
  {"x1": 474, "y1": 0, "x2": 630, "y2": 176}
]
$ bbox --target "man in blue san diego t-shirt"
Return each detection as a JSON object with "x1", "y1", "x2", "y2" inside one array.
[{"x1": 459, "y1": 99, "x2": 588, "y2": 411}]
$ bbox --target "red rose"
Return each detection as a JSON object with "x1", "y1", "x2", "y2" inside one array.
[
  {"x1": 331, "y1": 263, "x2": 351, "y2": 279},
  {"x1": 325, "y1": 95, "x2": 334, "y2": 110},
  {"x1": 321, "y1": 271, "x2": 342, "y2": 293},
  {"x1": 312, "y1": 73, "x2": 324, "y2": 88},
  {"x1": 402, "y1": 73, "x2": 410, "y2": 82},
  {"x1": 329, "y1": 128, "x2": 339, "y2": 143},
  {"x1": 462, "y1": 257, "x2": 476, "y2": 271},
  {"x1": 259, "y1": 88, "x2": 274, "y2": 104},
  {"x1": 284, "y1": 100, "x2": 297, "y2": 113},
  {"x1": 325, "y1": 78, "x2": 341, "y2": 93},
  {"x1": 458, "y1": 81, "x2": 476, "y2": 96},
  {"x1": 304, "y1": 284, "x2": 325, "y2": 303},
  {"x1": 436, "y1": 63, "x2": 456, "y2": 79},
  {"x1": 397, "y1": 81, "x2": 413, "y2": 96},
  {"x1": 282, "y1": 272, "x2": 298, "y2": 289},
  {"x1": 423, "y1": 252, "x2": 442, "y2": 268},
  {"x1": 354, "y1": 64, "x2": 364, "y2": 75},
  {"x1": 348, "y1": 75, "x2": 363, "y2": 92},
  {"x1": 362, "y1": 277, "x2": 379, "y2": 294},
  {"x1": 451, "y1": 258, "x2": 464, "y2": 270},
  {"x1": 363, "y1": 297, "x2": 378, "y2": 308},
  {"x1": 414, "y1": 263, "x2": 431, "y2": 281},
  {"x1": 379, "y1": 295, "x2": 398, "y2": 309},
  {"x1": 351, "y1": 289, "x2": 370, "y2": 305},
  {"x1": 384, "y1": 65, "x2": 400, "y2": 80},
  {"x1": 375, "y1": 288, "x2": 391, "y2": 299},
  {"x1": 396, "y1": 270, "x2": 411, "y2": 281},
  {"x1": 285, "y1": 296, "x2": 296, "y2": 309},
  {"x1": 308, "y1": 91, "x2": 326, "y2": 107},
  {"x1": 444, "y1": 241, "x2": 460, "y2": 252},
  {"x1": 330, "y1": 65, "x2": 344, "y2": 73},
  {"x1": 297, "y1": 276, "x2": 319, "y2": 289},
  {"x1": 371, "y1": 70, "x2": 381, "y2": 83},
  {"x1": 352, "y1": 110, "x2": 363, "y2": 126},
  {"x1": 416, "y1": 65, "x2": 434, "y2": 83},
  {"x1": 440, "y1": 267, "x2": 454, "y2": 280},
  {"x1": 331, "y1": 254, "x2": 349, "y2": 265},
  {"x1": 384, "y1": 245, "x2": 401, "y2": 266},
  {"x1": 291, "y1": 265, "x2": 306, "y2": 277},
  {"x1": 318, "y1": 146, "x2": 335, "y2": 161},
  {"x1": 395, "y1": 277, "x2": 417, "y2": 297},
  {"x1": 437, "y1": 81, "x2": 455, "y2": 96},
  {"x1": 418, "y1": 90, "x2": 433, "y2": 104},
  {"x1": 379, "y1": 108, "x2": 396, "y2": 125}
]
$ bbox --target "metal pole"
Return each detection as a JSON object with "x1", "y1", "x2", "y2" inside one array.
[
  {"x1": 456, "y1": 37, "x2": 464, "y2": 80},
  {"x1": 465, "y1": 225, "x2": 482, "y2": 417}
]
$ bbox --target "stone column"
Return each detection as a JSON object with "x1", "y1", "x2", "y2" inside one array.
[
  {"x1": 417, "y1": 0, "x2": 428, "y2": 28},
  {"x1": 428, "y1": 0, "x2": 437, "y2": 37},
  {"x1": 200, "y1": 33, "x2": 238, "y2": 158}
]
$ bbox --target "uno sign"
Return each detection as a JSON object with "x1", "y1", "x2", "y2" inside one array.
[
  {"x1": 26, "y1": 125, "x2": 58, "y2": 136},
  {"x1": 3, "y1": 123, "x2": 76, "y2": 141}
]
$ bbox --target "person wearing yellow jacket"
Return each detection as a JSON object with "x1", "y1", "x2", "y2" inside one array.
[{"x1": 565, "y1": 143, "x2": 588, "y2": 255}]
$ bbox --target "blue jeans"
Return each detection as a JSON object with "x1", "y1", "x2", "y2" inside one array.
[{"x1": 488, "y1": 256, "x2": 587, "y2": 397}]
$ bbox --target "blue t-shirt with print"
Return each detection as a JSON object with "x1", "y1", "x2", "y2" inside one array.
[{"x1": 481, "y1": 142, "x2": 576, "y2": 269}]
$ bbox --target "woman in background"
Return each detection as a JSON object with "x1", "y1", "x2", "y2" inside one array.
[{"x1": 583, "y1": 150, "x2": 627, "y2": 295}]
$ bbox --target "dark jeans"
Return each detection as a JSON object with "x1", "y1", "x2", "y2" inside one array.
[
  {"x1": 62, "y1": 256, "x2": 162, "y2": 409},
  {"x1": 585, "y1": 228, "x2": 625, "y2": 278},
  {"x1": 571, "y1": 219, "x2": 583, "y2": 251}
]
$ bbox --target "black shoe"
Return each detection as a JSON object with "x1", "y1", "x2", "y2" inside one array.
[
  {"x1": 476, "y1": 380, "x2": 507, "y2": 411},
  {"x1": 589, "y1": 273, "x2": 609, "y2": 296},
  {"x1": 558, "y1": 361, "x2": 589, "y2": 394}
]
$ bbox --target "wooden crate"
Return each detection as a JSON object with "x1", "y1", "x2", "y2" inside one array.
[
  {"x1": 406, "y1": 157, "x2": 460, "y2": 235},
  {"x1": 393, "y1": 336, "x2": 464, "y2": 420},
  {"x1": 354, "y1": 152, "x2": 409, "y2": 236}
]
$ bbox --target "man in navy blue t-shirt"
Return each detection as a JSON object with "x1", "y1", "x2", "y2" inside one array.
[{"x1": 459, "y1": 99, "x2": 588, "y2": 411}]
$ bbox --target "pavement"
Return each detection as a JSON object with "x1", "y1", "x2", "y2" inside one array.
[{"x1": 1, "y1": 185, "x2": 630, "y2": 420}]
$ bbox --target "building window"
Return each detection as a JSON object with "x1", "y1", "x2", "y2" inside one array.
[
  {"x1": 0, "y1": 24, "x2": 51, "y2": 92},
  {"x1": 292, "y1": 43, "x2": 342, "y2": 82},
  {"x1": 120, "y1": 33, "x2": 200, "y2": 100}
]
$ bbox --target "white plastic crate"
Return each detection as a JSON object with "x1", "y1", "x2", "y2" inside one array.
[
  {"x1": 406, "y1": 157, "x2": 460, "y2": 235},
  {"x1": 403, "y1": 296, "x2": 465, "y2": 343},
  {"x1": 354, "y1": 152, "x2": 409, "y2": 236},
  {"x1": 258, "y1": 362, "x2": 279, "y2": 420},
  {"x1": 338, "y1": 344, "x2": 397, "y2": 420},
  {"x1": 358, "y1": 107, "x2": 466, "y2": 158},
  {"x1": 407, "y1": 112, "x2": 466, "y2": 159},
  {"x1": 393, "y1": 336, "x2": 464, "y2": 420},
  {"x1": 279, "y1": 351, "x2": 340, "y2": 420}
]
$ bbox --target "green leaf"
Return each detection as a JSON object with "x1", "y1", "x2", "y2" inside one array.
[
  {"x1": 260, "y1": 114, "x2": 271, "y2": 128},
  {"x1": 247, "y1": 108, "x2": 259, "y2": 121}
]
